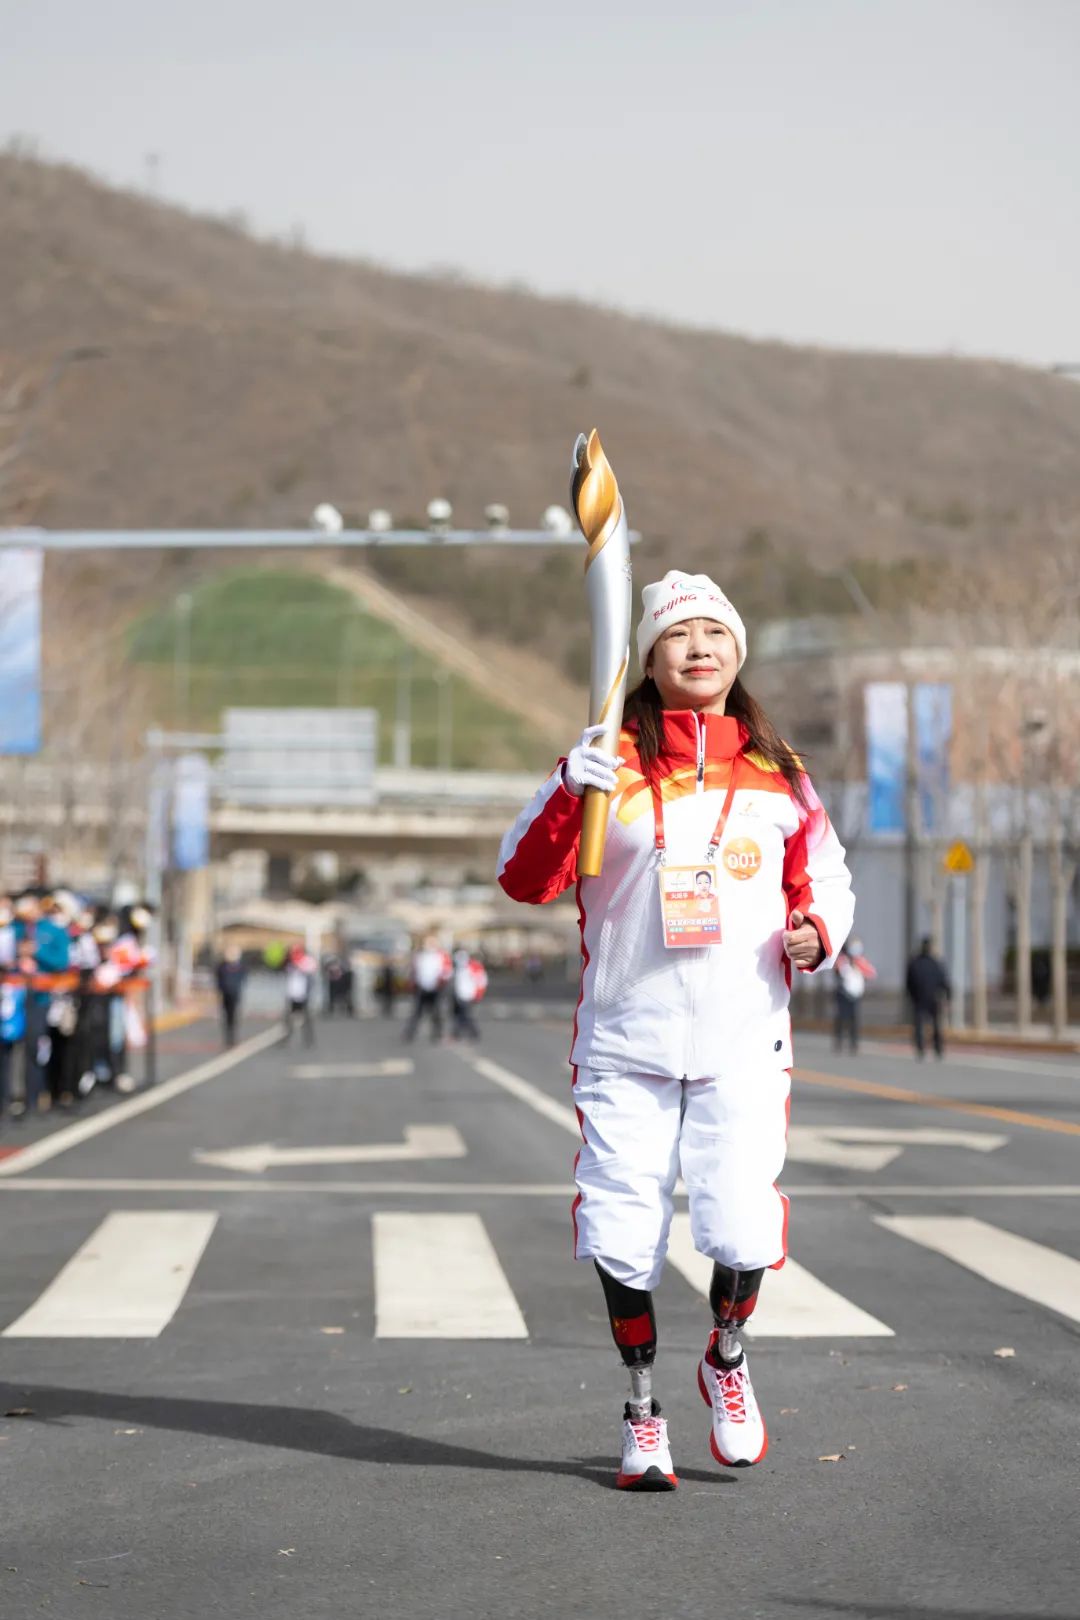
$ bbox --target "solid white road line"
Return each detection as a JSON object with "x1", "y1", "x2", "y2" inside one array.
[
  {"x1": 193, "y1": 1125, "x2": 467, "y2": 1173},
  {"x1": 2, "y1": 1211, "x2": 218, "y2": 1338},
  {"x1": 0, "y1": 1025, "x2": 283, "y2": 1179},
  {"x1": 1, "y1": 1179, "x2": 1080, "y2": 1198},
  {"x1": 666, "y1": 1214, "x2": 893, "y2": 1337},
  {"x1": 875, "y1": 1215, "x2": 1080, "y2": 1326},
  {"x1": 373, "y1": 1212, "x2": 528, "y2": 1339},
  {"x1": 290, "y1": 1060, "x2": 415, "y2": 1079},
  {"x1": 465, "y1": 1055, "x2": 579, "y2": 1135}
]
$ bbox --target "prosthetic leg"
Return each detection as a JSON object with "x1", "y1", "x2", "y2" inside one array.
[
  {"x1": 596, "y1": 1264, "x2": 676, "y2": 1490},
  {"x1": 699, "y1": 1263, "x2": 769, "y2": 1467},
  {"x1": 595, "y1": 1263, "x2": 657, "y2": 1417},
  {"x1": 706, "y1": 1263, "x2": 765, "y2": 1367}
]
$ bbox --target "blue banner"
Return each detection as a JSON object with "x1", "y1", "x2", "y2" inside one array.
[
  {"x1": 914, "y1": 682, "x2": 952, "y2": 834},
  {"x1": 172, "y1": 753, "x2": 210, "y2": 871},
  {"x1": 0, "y1": 548, "x2": 43, "y2": 754},
  {"x1": 865, "y1": 681, "x2": 908, "y2": 834}
]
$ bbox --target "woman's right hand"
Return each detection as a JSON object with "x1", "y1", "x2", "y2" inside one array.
[{"x1": 564, "y1": 724, "x2": 621, "y2": 797}]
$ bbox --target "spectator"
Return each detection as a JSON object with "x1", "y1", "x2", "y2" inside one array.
[
  {"x1": 37, "y1": 892, "x2": 75, "y2": 1109},
  {"x1": 375, "y1": 956, "x2": 397, "y2": 1019},
  {"x1": 404, "y1": 935, "x2": 450, "y2": 1043},
  {"x1": 215, "y1": 944, "x2": 246, "y2": 1047},
  {"x1": 906, "y1": 936, "x2": 951, "y2": 1059},
  {"x1": 833, "y1": 936, "x2": 876, "y2": 1053},
  {"x1": 283, "y1": 944, "x2": 316, "y2": 1046},
  {"x1": 451, "y1": 947, "x2": 488, "y2": 1041}
]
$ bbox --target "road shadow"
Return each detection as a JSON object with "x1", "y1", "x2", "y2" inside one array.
[
  {"x1": 0, "y1": 1382, "x2": 730, "y2": 1490},
  {"x1": 782, "y1": 1597, "x2": 1065, "y2": 1620}
]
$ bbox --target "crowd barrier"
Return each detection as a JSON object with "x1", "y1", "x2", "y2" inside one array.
[{"x1": 0, "y1": 972, "x2": 157, "y2": 1117}]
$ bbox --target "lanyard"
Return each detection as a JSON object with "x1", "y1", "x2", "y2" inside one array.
[{"x1": 650, "y1": 759, "x2": 740, "y2": 864}]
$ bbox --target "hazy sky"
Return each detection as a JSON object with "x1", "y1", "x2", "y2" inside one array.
[{"x1": 4, "y1": 0, "x2": 1079, "y2": 365}]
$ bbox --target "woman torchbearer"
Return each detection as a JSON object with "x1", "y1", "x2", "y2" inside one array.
[{"x1": 498, "y1": 555, "x2": 855, "y2": 1491}]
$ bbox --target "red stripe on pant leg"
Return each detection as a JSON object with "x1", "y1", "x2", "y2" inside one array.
[
  {"x1": 569, "y1": 1061, "x2": 587, "y2": 1260},
  {"x1": 769, "y1": 1072, "x2": 792, "y2": 1271}
]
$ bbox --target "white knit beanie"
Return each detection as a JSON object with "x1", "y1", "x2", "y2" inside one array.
[{"x1": 636, "y1": 571, "x2": 747, "y2": 672}]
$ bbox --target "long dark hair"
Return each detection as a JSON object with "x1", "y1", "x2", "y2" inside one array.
[{"x1": 623, "y1": 674, "x2": 809, "y2": 808}]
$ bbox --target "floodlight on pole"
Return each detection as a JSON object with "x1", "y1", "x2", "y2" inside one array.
[
  {"x1": 311, "y1": 502, "x2": 344, "y2": 534},
  {"x1": 427, "y1": 498, "x2": 452, "y2": 533},
  {"x1": 368, "y1": 508, "x2": 393, "y2": 533},
  {"x1": 541, "y1": 504, "x2": 574, "y2": 536}
]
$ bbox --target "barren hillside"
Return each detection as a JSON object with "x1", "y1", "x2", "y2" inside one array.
[{"x1": 4, "y1": 151, "x2": 1080, "y2": 669}]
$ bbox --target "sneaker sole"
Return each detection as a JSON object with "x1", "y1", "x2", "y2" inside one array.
[
  {"x1": 615, "y1": 1466, "x2": 678, "y2": 1491},
  {"x1": 697, "y1": 1362, "x2": 769, "y2": 1468}
]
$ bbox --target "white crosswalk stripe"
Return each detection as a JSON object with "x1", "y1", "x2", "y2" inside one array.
[
  {"x1": 373, "y1": 1211, "x2": 529, "y2": 1339},
  {"x1": 2, "y1": 1211, "x2": 218, "y2": 1339},
  {"x1": 5, "y1": 1207, "x2": 1080, "y2": 1343},
  {"x1": 875, "y1": 1215, "x2": 1080, "y2": 1326},
  {"x1": 665, "y1": 1214, "x2": 894, "y2": 1337}
]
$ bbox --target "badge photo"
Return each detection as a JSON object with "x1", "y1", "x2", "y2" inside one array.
[{"x1": 658, "y1": 863, "x2": 721, "y2": 948}]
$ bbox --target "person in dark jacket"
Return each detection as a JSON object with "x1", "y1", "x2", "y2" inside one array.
[
  {"x1": 905, "y1": 937, "x2": 951, "y2": 1059},
  {"x1": 215, "y1": 946, "x2": 246, "y2": 1047}
]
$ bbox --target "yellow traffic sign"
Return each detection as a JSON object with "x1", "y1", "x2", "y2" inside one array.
[{"x1": 943, "y1": 841, "x2": 974, "y2": 874}]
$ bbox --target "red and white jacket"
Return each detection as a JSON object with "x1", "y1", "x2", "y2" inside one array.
[{"x1": 498, "y1": 712, "x2": 855, "y2": 1081}]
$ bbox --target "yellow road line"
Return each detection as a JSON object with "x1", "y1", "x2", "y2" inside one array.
[{"x1": 793, "y1": 1067, "x2": 1080, "y2": 1139}]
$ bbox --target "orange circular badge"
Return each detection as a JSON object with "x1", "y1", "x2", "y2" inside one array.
[{"x1": 722, "y1": 836, "x2": 762, "y2": 880}]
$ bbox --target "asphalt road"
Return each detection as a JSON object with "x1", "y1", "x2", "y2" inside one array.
[{"x1": 1, "y1": 1002, "x2": 1079, "y2": 1620}]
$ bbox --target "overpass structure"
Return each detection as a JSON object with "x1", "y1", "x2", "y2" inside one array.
[{"x1": 0, "y1": 755, "x2": 540, "y2": 889}]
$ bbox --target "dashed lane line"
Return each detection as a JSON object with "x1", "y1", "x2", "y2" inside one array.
[{"x1": 0, "y1": 1025, "x2": 284, "y2": 1178}]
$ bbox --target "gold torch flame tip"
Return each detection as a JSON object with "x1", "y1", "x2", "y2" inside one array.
[{"x1": 571, "y1": 429, "x2": 623, "y2": 564}]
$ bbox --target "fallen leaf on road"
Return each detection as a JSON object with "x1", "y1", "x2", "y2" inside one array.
[
  {"x1": 818, "y1": 1454, "x2": 845, "y2": 1463},
  {"x1": 4, "y1": 1409, "x2": 33, "y2": 1418},
  {"x1": 847, "y1": 1445, "x2": 856, "y2": 1451},
  {"x1": 892, "y1": 1384, "x2": 908, "y2": 1392},
  {"x1": 994, "y1": 1347, "x2": 1016, "y2": 1359},
  {"x1": 114, "y1": 1428, "x2": 141, "y2": 1436},
  {"x1": 779, "y1": 1407, "x2": 799, "y2": 1415},
  {"x1": 319, "y1": 1326, "x2": 345, "y2": 1336},
  {"x1": 77, "y1": 1579, "x2": 109, "y2": 1588},
  {"x1": 278, "y1": 1549, "x2": 295, "y2": 1558},
  {"x1": 397, "y1": 1387, "x2": 412, "y2": 1395}
]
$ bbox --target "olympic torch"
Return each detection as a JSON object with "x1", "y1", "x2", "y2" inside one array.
[{"x1": 571, "y1": 429, "x2": 632, "y2": 878}]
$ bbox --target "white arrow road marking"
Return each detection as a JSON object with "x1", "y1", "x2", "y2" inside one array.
[
  {"x1": 787, "y1": 1125, "x2": 1007, "y2": 1172},
  {"x1": 289, "y1": 1060, "x2": 415, "y2": 1079},
  {"x1": 2, "y1": 1211, "x2": 218, "y2": 1339},
  {"x1": 193, "y1": 1124, "x2": 466, "y2": 1174}
]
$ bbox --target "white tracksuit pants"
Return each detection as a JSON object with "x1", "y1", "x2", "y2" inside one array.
[{"x1": 572, "y1": 1067, "x2": 791, "y2": 1292}]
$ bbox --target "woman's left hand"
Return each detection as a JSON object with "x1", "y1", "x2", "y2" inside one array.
[{"x1": 783, "y1": 910, "x2": 825, "y2": 970}]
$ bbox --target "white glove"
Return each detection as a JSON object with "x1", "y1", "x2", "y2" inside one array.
[{"x1": 564, "y1": 724, "x2": 621, "y2": 798}]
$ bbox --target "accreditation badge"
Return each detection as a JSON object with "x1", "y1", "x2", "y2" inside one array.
[{"x1": 658, "y1": 863, "x2": 721, "y2": 949}]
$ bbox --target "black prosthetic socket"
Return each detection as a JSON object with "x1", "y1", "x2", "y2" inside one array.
[
  {"x1": 595, "y1": 1262, "x2": 657, "y2": 1367},
  {"x1": 707, "y1": 1263, "x2": 765, "y2": 1366}
]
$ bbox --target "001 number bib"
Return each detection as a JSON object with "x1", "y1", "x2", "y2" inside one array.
[{"x1": 651, "y1": 762, "x2": 739, "y2": 951}]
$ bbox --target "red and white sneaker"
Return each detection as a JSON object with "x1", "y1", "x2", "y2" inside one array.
[
  {"x1": 616, "y1": 1399, "x2": 678, "y2": 1491},
  {"x1": 697, "y1": 1335, "x2": 768, "y2": 1468}
]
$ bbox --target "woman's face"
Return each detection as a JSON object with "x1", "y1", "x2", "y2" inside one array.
[{"x1": 647, "y1": 617, "x2": 738, "y2": 712}]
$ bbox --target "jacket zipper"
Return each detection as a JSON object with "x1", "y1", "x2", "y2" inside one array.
[{"x1": 684, "y1": 714, "x2": 707, "y2": 1077}]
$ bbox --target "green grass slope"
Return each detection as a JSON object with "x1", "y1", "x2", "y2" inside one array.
[{"x1": 128, "y1": 569, "x2": 550, "y2": 772}]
